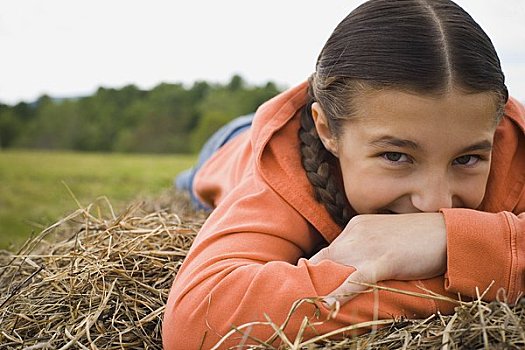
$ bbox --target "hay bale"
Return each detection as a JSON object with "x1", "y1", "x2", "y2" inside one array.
[
  {"x1": 1, "y1": 190, "x2": 524, "y2": 349},
  {"x1": 212, "y1": 286, "x2": 525, "y2": 349},
  {"x1": 0, "y1": 191, "x2": 205, "y2": 349}
]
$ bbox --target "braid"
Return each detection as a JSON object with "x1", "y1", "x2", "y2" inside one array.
[{"x1": 299, "y1": 99, "x2": 351, "y2": 228}]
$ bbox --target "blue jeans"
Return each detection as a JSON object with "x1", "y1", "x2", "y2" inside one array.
[{"x1": 175, "y1": 113, "x2": 255, "y2": 210}]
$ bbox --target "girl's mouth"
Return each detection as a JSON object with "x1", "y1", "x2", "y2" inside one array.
[{"x1": 378, "y1": 209, "x2": 398, "y2": 214}]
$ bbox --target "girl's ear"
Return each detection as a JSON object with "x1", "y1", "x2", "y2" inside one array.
[{"x1": 311, "y1": 102, "x2": 339, "y2": 157}]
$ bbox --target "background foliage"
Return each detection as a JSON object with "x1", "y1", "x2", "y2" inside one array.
[
  {"x1": 0, "y1": 75, "x2": 281, "y2": 249},
  {"x1": 0, "y1": 75, "x2": 281, "y2": 153}
]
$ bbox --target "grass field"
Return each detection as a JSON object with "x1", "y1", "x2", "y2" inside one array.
[{"x1": 0, "y1": 150, "x2": 196, "y2": 250}]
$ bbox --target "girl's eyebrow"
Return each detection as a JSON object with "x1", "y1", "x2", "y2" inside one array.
[
  {"x1": 369, "y1": 136, "x2": 419, "y2": 150},
  {"x1": 369, "y1": 136, "x2": 493, "y2": 153},
  {"x1": 459, "y1": 140, "x2": 493, "y2": 153}
]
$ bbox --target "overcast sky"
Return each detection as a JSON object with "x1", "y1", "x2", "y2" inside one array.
[{"x1": 1, "y1": 0, "x2": 524, "y2": 105}]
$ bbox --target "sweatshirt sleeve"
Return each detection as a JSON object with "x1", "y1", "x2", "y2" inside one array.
[
  {"x1": 441, "y1": 208, "x2": 525, "y2": 303},
  {"x1": 162, "y1": 175, "x2": 451, "y2": 349}
]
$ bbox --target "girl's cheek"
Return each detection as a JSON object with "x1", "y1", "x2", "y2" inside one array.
[
  {"x1": 346, "y1": 177, "x2": 408, "y2": 211},
  {"x1": 464, "y1": 178, "x2": 490, "y2": 208}
]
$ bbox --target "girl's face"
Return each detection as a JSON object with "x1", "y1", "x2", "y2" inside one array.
[{"x1": 312, "y1": 88, "x2": 499, "y2": 214}]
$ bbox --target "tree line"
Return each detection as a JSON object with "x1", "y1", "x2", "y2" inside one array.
[{"x1": 0, "y1": 75, "x2": 281, "y2": 154}]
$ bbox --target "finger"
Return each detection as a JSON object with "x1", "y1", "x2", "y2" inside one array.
[{"x1": 323, "y1": 269, "x2": 373, "y2": 307}]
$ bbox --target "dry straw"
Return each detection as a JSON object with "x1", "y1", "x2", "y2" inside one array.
[
  {"x1": 0, "y1": 191, "x2": 203, "y2": 349},
  {"x1": 1, "y1": 190, "x2": 525, "y2": 349}
]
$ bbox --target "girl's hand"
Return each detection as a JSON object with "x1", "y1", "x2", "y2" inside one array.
[{"x1": 309, "y1": 213, "x2": 447, "y2": 306}]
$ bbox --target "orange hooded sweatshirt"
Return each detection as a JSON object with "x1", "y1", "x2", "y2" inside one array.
[{"x1": 162, "y1": 82, "x2": 525, "y2": 349}]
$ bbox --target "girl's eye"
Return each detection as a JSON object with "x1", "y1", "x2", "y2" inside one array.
[
  {"x1": 382, "y1": 152, "x2": 409, "y2": 163},
  {"x1": 453, "y1": 155, "x2": 481, "y2": 166}
]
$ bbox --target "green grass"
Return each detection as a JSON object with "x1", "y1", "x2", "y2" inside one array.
[{"x1": 0, "y1": 150, "x2": 196, "y2": 250}]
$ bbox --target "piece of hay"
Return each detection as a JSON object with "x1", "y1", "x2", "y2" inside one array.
[{"x1": 1, "y1": 190, "x2": 525, "y2": 349}]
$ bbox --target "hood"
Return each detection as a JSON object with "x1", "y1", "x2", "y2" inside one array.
[{"x1": 251, "y1": 81, "x2": 343, "y2": 242}]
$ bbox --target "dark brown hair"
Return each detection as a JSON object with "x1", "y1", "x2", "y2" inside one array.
[{"x1": 299, "y1": 0, "x2": 508, "y2": 227}]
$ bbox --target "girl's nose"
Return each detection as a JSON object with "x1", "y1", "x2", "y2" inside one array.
[{"x1": 411, "y1": 174, "x2": 453, "y2": 212}]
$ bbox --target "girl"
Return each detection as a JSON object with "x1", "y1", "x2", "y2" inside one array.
[{"x1": 163, "y1": 0, "x2": 525, "y2": 348}]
